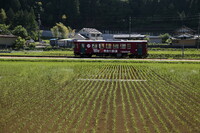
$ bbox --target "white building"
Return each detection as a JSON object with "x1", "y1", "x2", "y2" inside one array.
[{"x1": 75, "y1": 28, "x2": 103, "y2": 40}]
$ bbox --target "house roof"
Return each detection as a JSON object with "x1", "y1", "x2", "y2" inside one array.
[
  {"x1": 175, "y1": 33, "x2": 194, "y2": 38},
  {"x1": 177, "y1": 34, "x2": 193, "y2": 38},
  {"x1": 172, "y1": 33, "x2": 196, "y2": 40},
  {"x1": 113, "y1": 34, "x2": 146, "y2": 39},
  {"x1": 74, "y1": 33, "x2": 87, "y2": 40},
  {"x1": 81, "y1": 28, "x2": 102, "y2": 34},
  {"x1": 175, "y1": 25, "x2": 195, "y2": 34},
  {"x1": 149, "y1": 36, "x2": 162, "y2": 39}
]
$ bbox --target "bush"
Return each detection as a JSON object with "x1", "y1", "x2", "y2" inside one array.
[
  {"x1": 0, "y1": 24, "x2": 10, "y2": 34},
  {"x1": 29, "y1": 31, "x2": 39, "y2": 41},
  {"x1": 44, "y1": 45, "x2": 53, "y2": 51},
  {"x1": 28, "y1": 43, "x2": 36, "y2": 49},
  {"x1": 14, "y1": 37, "x2": 26, "y2": 50},
  {"x1": 12, "y1": 25, "x2": 28, "y2": 39},
  {"x1": 160, "y1": 33, "x2": 170, "y2": 43}
]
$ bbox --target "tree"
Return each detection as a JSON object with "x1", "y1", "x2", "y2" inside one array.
[
  {"x1": 12, "y1": 9, "x2": 38, "y2": 40},
  {"x1": 34, "y1": 1, "x2": 44, "y2": 14},
  {"x1": 12, "y1": 25, "x2": 28, "y2": 39},
  {"x1": 51, "y1": 22, "x2": 74, "y2": 39},
  {"x1": 51, "y1": 25, "x2": 59, "y2": 38},
  {"x1": 9, "y1": 0, "x2": 21, "y2": 12},
  {"x1": 68, "y1": 27, "x2": 75, "y2": 38},
  {"x1": 0, "y1": 8, "x2": 7, "y2": 24},
  {"x1": 160, "y1": 33, "x2": 170, "y2": 43},
  {"x1": 0, "y1": 24, "x2": 10, "y2": 34},
  {"x1": 14, "y1": 36, "x2": 26, "y2": 49},
  {"x1": 0, "y1": 0, "x2": 200, "y2": 33},
  {"x1": 56, "y1": 22, "x2": 69, "y2": 38},
  {"x1": 26, "y1": 8, "x2": 38, "y2": 33},
  {"x1": 10, "y1": 0, "x2": 21, "y2": 11},
  {"x1": 7, "y1": 8, "x2": 15, "y2": 24},
  {"x1": 62, "y1": 14, "x2": 67, "y2": 23}
]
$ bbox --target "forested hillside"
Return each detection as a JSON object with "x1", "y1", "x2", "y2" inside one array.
[{"x1": 0, "y1": 0, "x2": 200, "y2": 33}]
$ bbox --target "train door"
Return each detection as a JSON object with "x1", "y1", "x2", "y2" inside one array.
[
  {"x1": 80, "y1": 43, "x2": 86, "y2": 54},
  {"x1": 137, "y1": 44, "x2": 143, "y2": 56}
]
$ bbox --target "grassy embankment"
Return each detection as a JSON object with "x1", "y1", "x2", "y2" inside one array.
[{"x1": 0, "y1": 48, "x2": 199, "y2": 59}]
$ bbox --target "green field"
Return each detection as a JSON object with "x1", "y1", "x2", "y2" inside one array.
[
  {"x1": 0, "y1": 61, "x2": 199, "y2": 133},
  {"x1": 148, "y1": 48, "x2": 200, "y2": 59},
  {"x1": 0, "y1": 51, "x2": 74, "y2": 57}
]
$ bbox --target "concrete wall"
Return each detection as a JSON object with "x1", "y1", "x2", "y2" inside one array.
[
  {"x1": 102, "y1": 34, "x2": 114, "y2": 40},
  {"x1": 172, "y1": 39, "x2": 197, "y2": 46},
  {"x1": 0, "y1": 37, "x2": 17, "y2": 47}
]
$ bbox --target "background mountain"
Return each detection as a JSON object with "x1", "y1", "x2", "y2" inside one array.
[{"x1": 0, "y1": 0, "x2": 200, "y2": 34}]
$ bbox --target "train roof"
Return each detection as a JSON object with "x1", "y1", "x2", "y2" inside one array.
[{"x1": 74, "y1": 40, "x2": 147, "y2": 43}]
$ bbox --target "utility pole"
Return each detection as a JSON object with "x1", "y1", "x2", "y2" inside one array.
[
  {"x1": 129, "y1": 16, "x2": 131, "y2": 40},
  {"x1": 182, "y1": 43, "x2": 185, "y2": 58},
  {"x1": 197, "y1": 13, "x2": 200, "y2": 50},
  {"x1": 38, "y1": 13, "x2": 41, "y2": 42}
]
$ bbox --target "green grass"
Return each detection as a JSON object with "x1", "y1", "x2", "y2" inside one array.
[
  {"x1": 0, "y1": 61, "x2": 199, "y2": 132},
  {"x1": 0, "y1": 50, "x2": 74, "y2": 56},
  {"x1": 148, "y1": 48, "x2": 200, "y2": 59},
  {"x1": 0, "y1": 58, "x2": 199, "y2": 64},
  {"x1": 0, "y1": 48, "x2": 199, "y2": 59}
]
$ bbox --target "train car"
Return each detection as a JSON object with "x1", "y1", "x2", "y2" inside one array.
[
  {"x1": 73, "y1": 40, "x2": 148, "y2": 58},
  {"x1": 50, "y1": 38, "x2": 74, "y2": 48},
  {"x1": 57, "y1": 39, "x2": 74, "y2": 48}
]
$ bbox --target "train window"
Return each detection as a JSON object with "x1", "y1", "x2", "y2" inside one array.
[
  {"x1": 106, "y1": 44, "x2": 112, "y2": 49},
  {"x1": 81, "y1": 44, "x2": 85, "y2": 48},
  {"x1": 92, "y1": 44, "x2": 98, "y2": 48},
  {"x1": 97, "y1": 34, "x2": 101, "y2": 37},
  {"x1": 113, "y1": 44, "x2": 119, "y2": 49},
  {"x1": 121, "y1": 44, "x2": 126, "y2": 49},
  {"x1": 99, "y1": 43, "x2": 104, "y2": 49},
  {"x1": 127, "y1": 44, "x2": 131, "y2": 49}
]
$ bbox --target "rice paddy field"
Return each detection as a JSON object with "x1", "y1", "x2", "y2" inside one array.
[{"x1": 0, "y1": 61, "x2": 199, "y2": 133}]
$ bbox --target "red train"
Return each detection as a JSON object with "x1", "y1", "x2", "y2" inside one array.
[{"x1": 73, "y1": 40, "x2": 148, "y2": 58}]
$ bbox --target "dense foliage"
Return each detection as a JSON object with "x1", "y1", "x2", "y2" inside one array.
[
  {"x1": 13, "y1": 37, "x2": 26, "y2": 49},
  {"x1": 0, "y1": 0, "x2": 200, "y2": 32}
]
